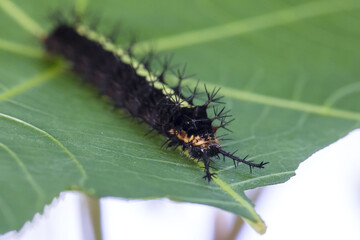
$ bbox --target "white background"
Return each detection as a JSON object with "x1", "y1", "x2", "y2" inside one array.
[{"x1": 1, "y1": 129, "x2": 359, "y2": 240}]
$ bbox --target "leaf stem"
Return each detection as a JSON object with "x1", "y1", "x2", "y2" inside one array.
[{"x1": 80, "y1": 194, "x2": 103, "y2": 240}]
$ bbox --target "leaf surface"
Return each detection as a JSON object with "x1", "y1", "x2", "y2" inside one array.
[{"x1": 0, "y1": 0, "x2": 359, "y2": 234}]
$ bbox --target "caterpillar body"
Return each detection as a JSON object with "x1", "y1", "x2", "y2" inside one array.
[{"x1": 44, "y1": 23, "x2": 268, "y2": 181}]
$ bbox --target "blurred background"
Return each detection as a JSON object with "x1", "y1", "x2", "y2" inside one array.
[{"x1": 1, "y1": 129, "x2": 359, "y2": 240}]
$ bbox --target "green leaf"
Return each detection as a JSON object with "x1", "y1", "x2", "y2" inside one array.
[{"x1": 1, "y1": 0, "x2": 360, "y2": 234}]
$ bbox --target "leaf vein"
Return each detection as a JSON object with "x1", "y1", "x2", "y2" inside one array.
[
  {"x1": 135, "y1": 0, "x2": 360, "y2": 52},
  {"x1": 0, "y1": 0, "x2": 45, "y2": 38},
  {"x1": 75, "y1": 0, "x2": 88, "y2": 17},
  {"x1": 0, "y1": 113, "x2": 88, "y2": 185},
  {"x1": 0, "y1": 63, "x2": 64, "y2": 102},
  {"x1": 0, "y1": 142, "x2": 45, "y2": 199},
  {"x1": 171, "y1": 196, "x2": 239, "y2": 206},
  {"x1": 197, "y1": 81, "x2": 360, "y2": 121},
  {"x1": 122, "y1": 169, "x2": 219, "y2": 190},
  {"x1": 0, "y1": 38, "x2": 43, "y2": 58},
  {"x1": 229, "y1": 171, "x2": 295, "y2": 188},
  {"x1": 324, "y1": 82, "x2": 360, "y2": 107}
]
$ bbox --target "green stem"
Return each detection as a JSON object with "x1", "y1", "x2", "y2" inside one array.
[{"x1": 79, "y1": 194, "x2": 102, "y2": 240}]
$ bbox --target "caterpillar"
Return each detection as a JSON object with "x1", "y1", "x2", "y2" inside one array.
[{"x1": 44, "y1": 22, "x2": 268, "y2": 182}]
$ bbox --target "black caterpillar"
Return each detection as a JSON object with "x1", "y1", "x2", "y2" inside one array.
[{"x1": 44, "y1": 23, "x2": 268, "y2": 181}]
